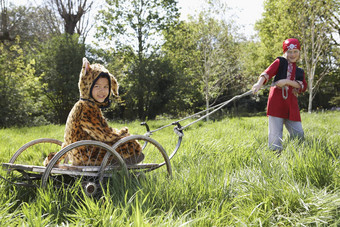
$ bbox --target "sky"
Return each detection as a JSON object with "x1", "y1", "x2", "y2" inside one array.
[
  {"x1": 177, "y1": 0, "x2": 264, "y2": 38},
  {"x1": 9, "y1": 0, "x2": 264, "y2": 40}
]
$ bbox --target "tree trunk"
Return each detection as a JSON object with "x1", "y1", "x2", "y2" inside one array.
[
  {"x1": 0, "y1": 0, "x2": 14, "y2": 41},
  {"x1": 205, "y1": 86, "x2": 210, "y2": 121},
  {"x1": 308, "y1": 82, "x2": 313, "y2": 113}
]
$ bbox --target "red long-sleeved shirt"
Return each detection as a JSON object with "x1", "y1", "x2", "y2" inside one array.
[{"x1": 263, "y1": 58, "x2": 307, "y2": 121}]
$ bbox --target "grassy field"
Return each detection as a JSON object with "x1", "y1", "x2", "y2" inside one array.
[{"x1": 0, "y1": 111, "x2": 339, "y2": 226}]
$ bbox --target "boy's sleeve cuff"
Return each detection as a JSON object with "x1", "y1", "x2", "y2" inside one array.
[
  {"x1": 260, "y1": 72, "x2": 269, "y2": 84},
  {"x1": 296, "y1": 80, "x2": 304, "y2": 93}
]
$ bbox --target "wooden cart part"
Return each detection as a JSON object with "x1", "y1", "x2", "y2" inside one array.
[{"x1": 2, "y1": 162, "x2": 160, "y2": 177}]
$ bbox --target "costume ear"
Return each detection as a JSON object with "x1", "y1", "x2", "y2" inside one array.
[
  {"x1": 110, "y1": 75, "x2": 119, "y2": 96},
  {"x1": 82, "y1": 57, "x2": 91, "y2": 75}
]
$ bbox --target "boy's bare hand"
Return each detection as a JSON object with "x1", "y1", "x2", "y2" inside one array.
[
  {"x1": 275, "y1": 79, "x2": 288, "y2": 88},
  {"x1": 252, "y1": 83, "x2": 262, "y2": 94},
  {"x1": 293, "y1": 88, "x2": 299, "y2": 97}
]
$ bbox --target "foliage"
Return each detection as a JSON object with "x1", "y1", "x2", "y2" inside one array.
[
  {"x1": 162, "y1": 7, "x2": 248, "y2": 118},
  {"x1": 122, "y1": 55, "x2": 179, "y2": 120},
  {"x1": 0, "y1": 38, "x2": 42, "y2": 127},
  {"x1": 37, "y1": 33, "x2": 85, "y2": 124},
  {"x1": 95, "y1": 0, "x2": 180, "y2": 120},
  {"x1": 0, "y1": 111, "x2": 339, "y2": 225},
  {"x1": 96, "y1": 0, "x2": 179, "y2": 52},
  {"x1": 2, "y1": 0, "x2": 340, "y2": 128},
  {"x1": 4, "y1": 4, "x2": 62, "y2": 45},
  {"x1": 161, "y1": 20, "x2": 203, "y2": 116}
]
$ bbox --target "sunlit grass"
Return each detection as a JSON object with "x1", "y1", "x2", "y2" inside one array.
[{"x1": 0, "y1": 111, "x2": 339, "y2": 225}]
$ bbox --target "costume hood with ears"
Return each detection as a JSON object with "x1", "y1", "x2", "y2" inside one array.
[{"x1": 78, "y1": 57, "x2": 119, "y2": 108}]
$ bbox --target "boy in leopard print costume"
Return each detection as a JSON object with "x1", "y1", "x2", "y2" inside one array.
[{"x1": 44, "y1": 57, "x2": 143, "y2": 166}]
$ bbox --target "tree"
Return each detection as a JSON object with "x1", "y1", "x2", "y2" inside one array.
[
  {"x1": 96, "y1": 0, "x2": 180, "y2": 120},
  {"x1": 0, "y1": 38, "x2": 41, "y2": 127},
  {"x1": 161, "y1": 20, "x2": 203, "y2": 116},
  {"x1": 196, "y1": 12, "x2": 242, "y2": 120},
  {"x1": 0, "y1": 0, "x2": 14, "y2": 41},
  {"x1": 1, "y1": 2, "x2": 92, "y2": 126},
  {"x1": 162, "y1": 4, "x2": 243, "y2": 119},
  {"x1": 47, "y1": 0, "x2": 93, "y2": 41},
  {"x1": 38, "y1": 34, "x2": 85, "y2": 124},
  {"x1": 3, "y1": 4, "x2": 62, "y2": 48},
  {"x1": 327, "y1": 0, "x2": 340, "y2": 45},
  {"x1": 295, "y1": 0, "x2": 338, "y2": 112}
]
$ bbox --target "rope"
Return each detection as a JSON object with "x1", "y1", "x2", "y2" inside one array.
[
  {"x1": 148, "y1": 89, "x2": 255, "y2": 133},
  {"x1": 179, "y1": 90, "x2": 253, "y2": 130},
  {"x1": 282, "y1": 86, "x2": 288, "y2": 99}
]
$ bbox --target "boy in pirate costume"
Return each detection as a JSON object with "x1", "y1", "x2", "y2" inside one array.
[{"x1": 252, "y1": 38, "x2": 307, "y2": 151}]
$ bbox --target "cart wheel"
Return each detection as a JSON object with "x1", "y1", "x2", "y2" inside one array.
[
  {"x1": 41, "y1": 140, "x2": 128, "y2": 196},
  {"x1": 9, "y1": 138, "x2": 62, "y2": 165},
  {"x1": 3, "y1": 139, "x2": 62, "y2": 187},
  {"x1": 106, "y1": 135, "x2": 172, "y2": 177}
]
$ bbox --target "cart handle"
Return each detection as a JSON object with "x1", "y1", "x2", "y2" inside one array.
[{"x1": 140, "y1": 121, "x2": 183, "y2": 161}]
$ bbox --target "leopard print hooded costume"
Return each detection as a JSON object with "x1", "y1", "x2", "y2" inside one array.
[{"x1": 44, "y1": 58, "x2": 142, "y2": 166}]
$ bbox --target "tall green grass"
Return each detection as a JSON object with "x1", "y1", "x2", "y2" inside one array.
[{"x1": 0, "y1": 111, "x2": 339, "y2": 226}]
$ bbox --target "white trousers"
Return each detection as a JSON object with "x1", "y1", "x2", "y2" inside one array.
[{"x1": 268, "y1": 115, "x2": 304, "y2": 150}]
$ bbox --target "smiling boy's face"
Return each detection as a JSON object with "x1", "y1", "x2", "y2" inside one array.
[
  {"x1": 91, "y1": 77, "x2": 110, "y2": 103},
  {"x1": 285, "y1": 49, "x2": 300, "y2": 63}
]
